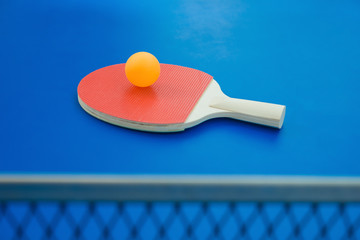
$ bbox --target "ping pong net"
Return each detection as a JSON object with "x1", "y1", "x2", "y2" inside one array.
[{"x1": 1, "y1": 175, "x2": 360, "y2": 239}]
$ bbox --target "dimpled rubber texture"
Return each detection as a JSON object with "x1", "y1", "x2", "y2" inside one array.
[{"x1": 78, "y1": 64, "x2": 213, "y2": 124}]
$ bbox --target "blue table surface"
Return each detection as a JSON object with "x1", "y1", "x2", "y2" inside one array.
[{"x1": 1, "y1": 0, "x2": 359, "y2": 175}]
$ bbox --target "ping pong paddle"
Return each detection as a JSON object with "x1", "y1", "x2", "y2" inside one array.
[{"x1": 78, "y1": 64, "x2": 285, "y2": 132}]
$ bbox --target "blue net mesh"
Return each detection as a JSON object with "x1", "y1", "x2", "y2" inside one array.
[{"x1": 1, "y1": 201, "x2": 360, "y2": 239}]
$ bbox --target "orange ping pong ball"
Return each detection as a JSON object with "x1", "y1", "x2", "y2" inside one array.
[{"x1": 125, "y1": 52, "x2": 161, "y2": 87}]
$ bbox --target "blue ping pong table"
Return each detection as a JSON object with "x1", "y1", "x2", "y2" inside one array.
[{"x1": 1, "y1": 0, "x2": 360, "y2": 239}]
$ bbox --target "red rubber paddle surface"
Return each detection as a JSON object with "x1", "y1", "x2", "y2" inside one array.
[{"x1": 78, "y1": 64, "x2": 213, "y2": 124}]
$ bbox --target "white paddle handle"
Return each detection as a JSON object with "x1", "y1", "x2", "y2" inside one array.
[{"x1": 210, "y1": 96, "x2": 286, "y2": 128}]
